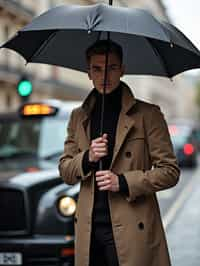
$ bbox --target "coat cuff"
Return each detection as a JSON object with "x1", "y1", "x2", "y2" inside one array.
[
  {"x1": 82, "y1": 150, "x2": 99, "y2": 175},
  {"x1": 123, "y1": 168, "x2": 179, "y2": 203},
  {"x1": 72, "y1": 151, "x2": 93, "y2": 181},
  {"x1": 123, "y1": 170, "x2": 145, "y2": 202}
]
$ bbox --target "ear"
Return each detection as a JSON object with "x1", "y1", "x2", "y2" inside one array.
[
  {"x1": 88, "y1": 70, "x2": 92, "y2": 80},
  {"x1": 88, "y1": 74, "x2": 92, "y2": 80},
  {"x1": 120, "y1": 64, "x2": 125, "y2": 77}
]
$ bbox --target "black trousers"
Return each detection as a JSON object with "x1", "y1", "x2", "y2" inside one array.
[{"x1": 89, "y1": 223, "x2": 119, "y2": 266}]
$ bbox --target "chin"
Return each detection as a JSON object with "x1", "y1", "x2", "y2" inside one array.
[{"x1": 97, "y1": 86, "x2": 115, "y2": 94}]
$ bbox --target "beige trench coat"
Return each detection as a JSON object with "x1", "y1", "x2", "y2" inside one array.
[{"x1": 59, "y1": 82, "x2": 180, "y2": 266}]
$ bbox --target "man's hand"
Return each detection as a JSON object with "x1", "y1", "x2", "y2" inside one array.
[
  {"x1": 96, "y1": 170, "x2": 119, "y2": 192},
  {"x1": 89, "y1": 133, "x2": 108, "y2": 162}
]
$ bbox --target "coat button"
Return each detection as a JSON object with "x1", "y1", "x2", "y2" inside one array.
[
  {"x1": 125, "y1": 151, "x2": 132, "y2": 158},
  {"x1": 138, "y1": 222, "x2": 144, "y2": 230},
  {"x1": 76, "y1": 176, "x2": 81, "y2": 180},
  {"x1": 74, "y1": 217, "x2": 77, "y2": 223}
]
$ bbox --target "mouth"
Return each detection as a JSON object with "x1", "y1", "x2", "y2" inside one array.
[{"x1": 100, "y1": 83, "x2": 111, "y2": 87}]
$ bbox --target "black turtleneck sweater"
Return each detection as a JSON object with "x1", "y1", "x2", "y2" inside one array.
[{"x1": 82, "y1": 84, "x2": 129, "y2": 224}]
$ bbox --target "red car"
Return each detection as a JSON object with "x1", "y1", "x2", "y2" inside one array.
[{"x1": 168, "y1": 124, "x2": 198, "y2": 168}]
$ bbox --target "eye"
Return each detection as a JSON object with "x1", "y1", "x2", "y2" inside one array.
[
  {"x1": 92, "y1": 66, "x2": 102, "y2": 73},
  {"x1": 109, "y1": 65, "x2": 120, "y2": 71}
]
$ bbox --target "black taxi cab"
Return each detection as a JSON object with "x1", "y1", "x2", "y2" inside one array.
[{"x1": 0, "y1": 99, "x2": 81, "y2": 266}]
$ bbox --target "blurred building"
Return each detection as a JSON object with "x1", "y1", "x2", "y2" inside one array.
[{"x1": 0, "y1": 0, "x2": 197, "y2": 121}]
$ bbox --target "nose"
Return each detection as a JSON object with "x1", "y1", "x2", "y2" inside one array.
[{"x1": 101, "y1": 68, "x2": 112, "y2": 78}]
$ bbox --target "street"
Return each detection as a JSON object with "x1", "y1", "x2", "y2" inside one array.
[{"x1": 158, "y1": 164, "x2": 200, "y2": 266}]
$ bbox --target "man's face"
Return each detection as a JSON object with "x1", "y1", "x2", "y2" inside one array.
[{"x1": 88, "y1": 53, "x2": 124, "y2": 94}]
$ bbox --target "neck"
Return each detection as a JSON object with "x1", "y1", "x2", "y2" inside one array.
[{"x1": 95, "y1": 83, "x2": 121, "y2": 96}]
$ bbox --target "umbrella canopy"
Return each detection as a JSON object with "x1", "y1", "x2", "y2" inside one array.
[{"x1": 1, "y1": 3, "x2": 200, "y2": 78}]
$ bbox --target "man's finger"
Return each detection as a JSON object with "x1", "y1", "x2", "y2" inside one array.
[
  {"x1": 96, "y1": 170, "x2": 110, "y2": 176},
  {"x1": 93, "y1": 145, "x2": 107, "y2": 151},
  {"x1": 92, "y1": 143, "x2": 107, "y2": 148},
  {"x1": 97, "y1": 179, "x2": 111, "y2": 186},
  {"x1": 94, "y1": 152, "x2": 107, "y2": 158},
  {"x1": 96, "y1": 173, "x2": 111, "y2": 182},
  {"x1": 93, "y1": 148, "x2": 107, "y2": 153},
  {"x1": 93, "y1": 136, "x2": 108, "y2": 144},
  {"x1": 93, "y1": 136, "x2": 104, "y2": 143},
  {"x1": 96, "y1": 176, "x2": 106, "y2": 182},
  {"x1": 99, "y1": 185, "x2": 110, "y2": 191},
  {"x1": 102, "y1": 133, "x2": 108, "y2": 140}
]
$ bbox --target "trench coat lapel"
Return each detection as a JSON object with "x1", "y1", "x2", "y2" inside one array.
[
  {"x1": 79, "y1": 89, "x2": 96, "y2": 151},
  {"x1": 79, "y1": 114, "x2": 90, "y2": 151},
  {"x1": 110, "y1": 111, "x2": 135, "y2": 168},
  {"x1": 110, "y1": 83, "x2": 137, "y2": 167}
]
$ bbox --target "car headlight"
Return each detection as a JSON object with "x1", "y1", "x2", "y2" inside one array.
[{"x1": 58, "y1": 196, "x2": 76, "y2": 217}]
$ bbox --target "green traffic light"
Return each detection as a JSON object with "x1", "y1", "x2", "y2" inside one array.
[{"x1": 17, "y1": 80, "x2": 32, "y2": 97}]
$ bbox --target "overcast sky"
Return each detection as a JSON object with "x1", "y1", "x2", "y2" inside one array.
[{"x1": 163, "y1": 0, "x2": 200, "y2": 50}]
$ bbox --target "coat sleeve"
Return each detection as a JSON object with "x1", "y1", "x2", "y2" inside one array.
[
  {"x1": 58, "y1": 109, "x2": 92, "y2": 185},
  {"x1": 123, "y1": 105, "x2": 180, "y2": 202}
]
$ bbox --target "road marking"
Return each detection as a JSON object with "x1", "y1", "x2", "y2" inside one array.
[{"x1": 163, "y1": 168, "x2": 200, "y2": 230}]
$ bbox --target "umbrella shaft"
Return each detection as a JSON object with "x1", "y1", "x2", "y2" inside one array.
[
  {"x1": 99, "y1": 32, "x2": 111, "y2": 171},
  {"x1": 100, "y1": 32, "x2": 110, "y2": 136}
]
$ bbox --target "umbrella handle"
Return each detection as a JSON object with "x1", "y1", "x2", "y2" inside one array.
[{"x1": 109, "y1": 0, "x2": 113, "y2": 5}]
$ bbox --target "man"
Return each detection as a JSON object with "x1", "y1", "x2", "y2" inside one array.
[{"x1": 59, "y1": 40, "x2": 180, "y2": 266}]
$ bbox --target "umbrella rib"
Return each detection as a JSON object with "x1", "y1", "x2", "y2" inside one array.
[
  {"x1": 147, "y1": 38, "x2": 172, "y2": 78},
  {"x1": 26, "y1": 30, "x2": 58, "y2": 64}
]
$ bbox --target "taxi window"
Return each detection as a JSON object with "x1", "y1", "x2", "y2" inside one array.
[
  {"x1": 0, "y1": 120, "x2": 39, "y2": 157},
  {"x1": 0, "y1": 117, "x2": 68, "y2": 159},
  {"x1": 39, "y1": 117, "x2": 68, "y2": 158}
]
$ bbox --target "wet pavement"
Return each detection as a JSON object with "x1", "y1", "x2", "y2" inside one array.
[{"x1": 166, "y1": 171, "x2": 200, "y2": 266}]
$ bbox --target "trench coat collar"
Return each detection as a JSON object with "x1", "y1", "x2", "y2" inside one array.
[{"x1": 81, "y1": 81, "x2": 137, "y2": 117}]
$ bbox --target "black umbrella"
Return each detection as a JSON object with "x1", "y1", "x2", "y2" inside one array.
[
  {"x1": 1, "y1": 2, "x2": 200, "y2": 77},
  {"x1": 1, "y1": 1, "x2": 200, "y2": 148}
]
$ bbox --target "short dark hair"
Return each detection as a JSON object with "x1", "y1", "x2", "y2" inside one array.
[{"x1": 86, "y1": 40, "x2": 123, "y2": 65}]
